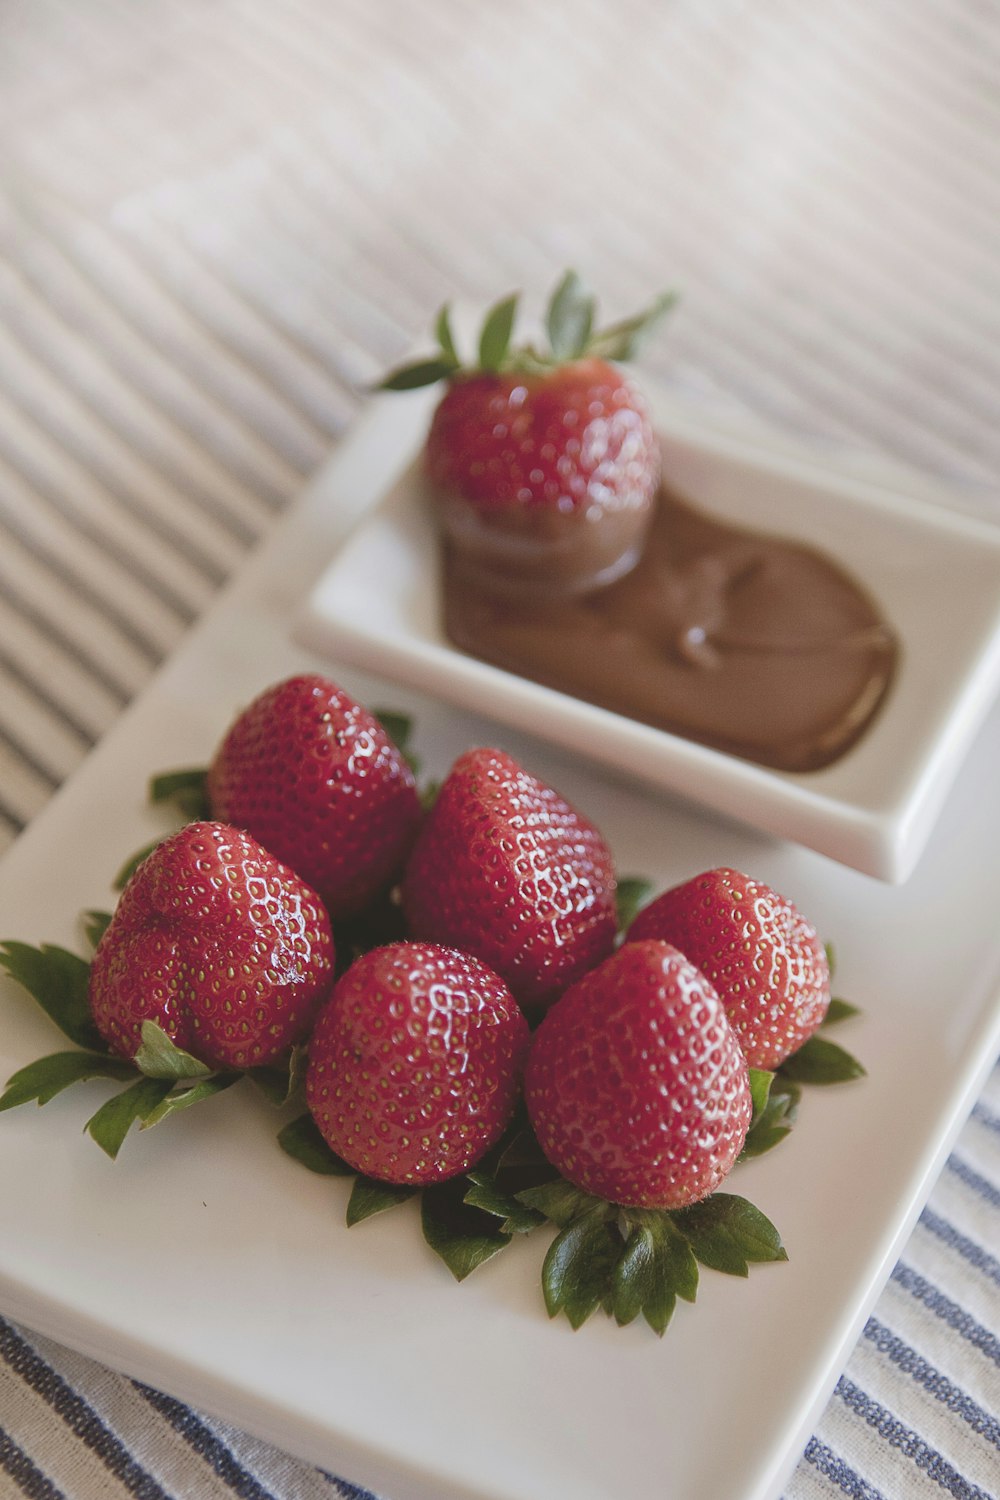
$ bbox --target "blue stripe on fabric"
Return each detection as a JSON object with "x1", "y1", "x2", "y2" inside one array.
[
  {"x1": 134, "y1": 1385, "x2": 286, "y2": 1500},
  {"x1": 835, "y1": 1377, "x2": 995, "y2": 1500},
  {"x1": 892, "y1": 1262, "x2": 1000, "y2": 1367},
  {"x1": 946, "y1": 1155, "x2": 1000, "y2": 1212},
  {"x1": 800, "y1": 1435, "x2": 887, "y2": 1497},
  {"x1": 971, "y1": 1102, "x2": 1000, "y2": 1137},
  {"x1": 0, "y1": 1425, "x2": 67, "y2": 1500},
  {"x1": 863, "y1": 1317, "x2": 1000, "y2": 1448},
  {"x1": 318, "y1": 1472, "x2": 379, "y2": 1500},
  {"x1": 918, "y1": 1208, "x2": 1000, "y2": 1288},
  {"x1": 0, "y1": 1318, "x2": 171, "y2": 1499}
]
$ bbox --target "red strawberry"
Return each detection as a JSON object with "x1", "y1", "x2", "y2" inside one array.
[
  {"x1": 305, "y1": 941, "x2": 529, "y2": 1185},
  {"x1": 382, "y1": 272, "x2": 674, "y2": 596},
  {"x1": 525, "y1": 940, "x2": 752, "y2": 1209},
  {"x1": 400, "y1": 747, "x2": 617, "y2": 1011},
  {"x1": 206, "y1": 674, "x2": 421, "y2": 920},
  {"x1": 626, "y1": 867, "x2": 830, "y2": 1070},
  {"x1": 89, "y1": 821, "x2": 335, "y2": 1070}
]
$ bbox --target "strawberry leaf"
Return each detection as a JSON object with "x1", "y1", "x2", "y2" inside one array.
[
  {"x1": 421, "y1": 1179, "x2": 512, "y2": 1280},
  {"x1": 612, "y1": 1210, "x2": 699, "y2": 1335},
  {"x1": 418, "y1": 779, "x2": 440, "y2": 812},
  {"x1": 149, "y1": 767, "x2": 210, "y2": 821},
  {"x1": 464, "y1": 1171, "x2": 545, "y2": 1234},
  {"x1": 478, "y1": 294, "x2": 518, "y2": 372},
  {"x1": 246, "y1": 1045, "x2": 307, "y2": 1107},
  {"x1": 113, "y1": 839, "x2": 162, "y2": 891},
  {"x1": 748, "y1": 1068, "x2": 774, "y2": 1117},
  {"x1": 823, "y1": 997, "x2": 860, "y2": 1025},
  {"x1": 373, "y1": 709, "x2": 414, "y2": 756},
  {"x1": 541, "y1": 1210, "x2": 622, "y2": 1328},
  {"x1": 780, "y1": 1034, "x2": 866, "y2": 1085},
  {"x1": 132, "y1": 1021, "x2": 213, "y2": 1080},
  {"x1": 142, "y1": 1072, "x2": 239, "y2": 1128},
  {"x1": 740, "y1": 1073, "x2": 800, "y2": 1160},
  {"x1": 586, "y1": 291, "x2": 678, "y2": 361},
  {"x1": 478, "y1": 1115, "x2": 559, "y2": 1205},
  {"x1": 0, "y1": 940, "x2": 104, "y2": 1051},
  {"x1": 516, "y1": 1178, "x2": 608, "y2": 1227},
  {"x1": 435, "y1": 303, "x2": 460, "y2": 366},
  {"x1": 373, "y1": 708, "x2": 420, "y2": 778},
  {"x1": 615, "y1": 876, "x2": 653, "y2": 933},
  {"x1": 378, "y1": 356, "x2": 460, "y2": 392},
  {"x1": 82, "y1": 910, "x2": 113, "y2": 951},
  {"x1": 0, "y1": 1050, "x2": 135, "y2": 1111},
  {"x1": 492, "y1": 1120, "x2": 555, "y2": 1178},
  {"x1": 825, "y1": 941, "x2": 836, "y2": 977},
  {"x1": 673, "y1": 1193, "x2": 787, "y2": 1276},
  {"x1": 85, "y1": 1076, "x2": 176, "y2": 1159},
  {"x1": 277, "y1": 1113, "x2": 354, "y2": 1176},
  {"x1": 347, "y1": 1175, "x2": 416, "y2": 1225},
  {"x1": 546, "y1": 271, "x2": 595, "y2": 361}
]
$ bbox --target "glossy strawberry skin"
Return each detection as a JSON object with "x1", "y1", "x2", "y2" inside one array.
[
  {"x1": 626, "y1": 867, "x2": 830, "y2": 1070},
  {"x1": 89, "y1": 822, "x2": 335, "y2": 1070},
  {"x1": 400, "y1": 747, "x2": 617, "y2": 1012},
  {"x1": 206, "y1": 675, "x2": 422, "y2": 920},
  {"x1": 425, "y1": 359, "x2": 659, "y2": 516},
  {"x1": 305, "y1": 942, "x2": 530, "y2": 1185},
  {"x1": 525, "y1": 940, "x2": 752, "y2": 1210}
]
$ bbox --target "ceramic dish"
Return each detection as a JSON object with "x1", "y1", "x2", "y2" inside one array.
[
  {"x1": 297, "y1": 391, "x2": 1000, "y2": 882},
  {"x1": 2, "y1": 395, "x2": 1000, "y2": 1500}
]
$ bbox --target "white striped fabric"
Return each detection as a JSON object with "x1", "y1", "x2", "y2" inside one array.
[
  {"x1": 3, "y1": 0, "x2": 1000, "y2": 845},
  {"x1": 0, "y1": 2, "x2": 998, "y2": 1498}
]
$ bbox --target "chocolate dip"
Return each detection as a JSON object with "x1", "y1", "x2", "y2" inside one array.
[{"x1": 441, "y1": 487, "x2": 899, "y2": 773}]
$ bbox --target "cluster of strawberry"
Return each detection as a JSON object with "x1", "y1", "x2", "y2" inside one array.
[
  {"x1": 78, "y1": 672, "x2": 831, "y2": 1215},
  {"x1": 0, "y1": 672, "x2": 860, "y2": 1330}
]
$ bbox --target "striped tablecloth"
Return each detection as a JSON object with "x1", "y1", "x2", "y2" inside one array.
[{"x1": 0, "y1": 2, "x2": 998, "y2": 1496}]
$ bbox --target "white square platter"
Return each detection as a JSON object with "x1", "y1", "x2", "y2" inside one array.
[{"x1": 1, "y1": 391, "x2": 999, "y2": 1500}]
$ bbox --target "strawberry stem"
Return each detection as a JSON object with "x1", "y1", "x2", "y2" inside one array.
[{"x1": 377, "y1": 271, "x2": 678, "y2": 391}]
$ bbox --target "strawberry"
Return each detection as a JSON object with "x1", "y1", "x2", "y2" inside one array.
[
  {"x1": 382, "y1": 272, "x2": 675, "y2": 596},
  {"x1": 206, "y1": 674, "x2": 421, "y2": 920},
  {"x1": 89, "y1": 821, "x2": 335, "y2": 1070},
  {"x1": 400, "y1": 747, "x2": 617, "y2": 1011},
  {"x1": 525, "y1": 939, "x2": 752, "y2": 1209},
  {"x1": 305, "y1": 941, "x2": 530, "y2": 1185},
  {"x1": 626, "y1": 867, "x2": 831, "y2": 1070}
]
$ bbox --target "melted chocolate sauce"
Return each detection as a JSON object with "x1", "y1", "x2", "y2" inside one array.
[{"x1": 441, "y1": 487, "x2": 899, "y2": 773}]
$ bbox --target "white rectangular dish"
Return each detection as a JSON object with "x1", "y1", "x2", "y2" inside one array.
[
  {"x1": 1, "y1": 392, "x2": 1000, "y2": 1500},
  {"x1": 298, "y1": 391, "x2": 1000, "y2": 883}
]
